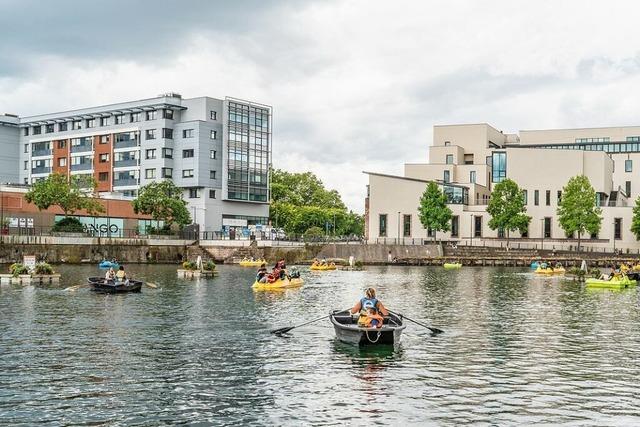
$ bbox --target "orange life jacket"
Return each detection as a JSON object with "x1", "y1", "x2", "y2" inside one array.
[{"x1": 361, "y1": 313, "x2": 384, "y2": 328}]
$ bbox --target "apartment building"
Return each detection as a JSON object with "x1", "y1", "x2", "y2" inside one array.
[
  {"x1": 366, "y1": 123, "x2": 640, "y2": 250},
  {"x1": 0, "y1": 93, "x2": 271, "y2": 233}
]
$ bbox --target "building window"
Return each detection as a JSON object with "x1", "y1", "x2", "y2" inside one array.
[
  {"x1": 451, "y1": 216, "x2": 459, "y2": 237},
  {"x1": 209, "y1": 189, "x2": 216, "y2": 199},
  {"x1": 544, "y1": 217, "x2": 552, "y2": 238},
  {"x1": 33, "y1": 125, "x2": 42, "y2": 135},
  {"x1": 162, "y1": 148, "x2": 173, "y2": 159},
  {"x1": 115, "y1": 115, "x2": 125, "y2": 125},
  {"x1": 72, "y1": 121, "x2": 81, "y2": 130},
  {"x1": 45, "y1": 124, "x2": 54, "y2": 133},
  {"x1": 545, "y1": 190, "x2": 551, "y2": 206},
  {"x1": 614, "y1": 218, "x2": 622, "y2": 239},
  {"x1": 182, "y1": 169, "x2": 194, "y2": 178},
  {"x1": 146, "y1": 129, "x2": 156, "y2": 140},
  {"x1": 210, "y1": 170, "x2": 216, "y2": 179},
  {"x1": 58, "y1": 157, "x2": 66, "y2": 167},
  {"x1": 534, "y1": 190, "x2": 539, "y2": 206},
  {"x1": 626, "y1": 181, "x2": 631, "y2": 196},
  {"x1": 146, "y1": 110, "x2": 157, "y2": 121},
  {"x1": 491, "y1": 152, "x2": 507, "y2": 183},
  {"x1": 183, "y1": 149, "x2": 194, "y2": 158},
  {"x1": 23, "y1": 127, "x2": 29, "y2": 136},
  {"x1": 130, "y1": 112, "x2": 141, "y2": 123},
  {"x1": 576, "y1": 137, "x2": 610, "y2": 143},
  {"x1": 145, "y1": 168, "x2": 156, "y2": 179},
  {"x1": 86, "y1": 119, "x2": 95, "y2": 128},
  {"x1": 163, "y1": 109, "x2": 174, "y2": 120},
  {"x1": 379, "y1": 214, "x2": 387, "y2": 237},
  {"x1": 210, "y1": 111, "x2": 217, "y2": 120},
  {"x1": 23, "y1": 161, "x2": 27, "y2": 170},
  {"x1": 557, "y1": 191, "x2": 562, "y2": 204},
  {"x1": 146, "y1": 149, "x2": 156, "y2": 159},
  {"x1": 443, "y1": 170, "x2": 450, "y2": 183},
  {"x1": 98, "y1": 172, "x2": 109, "y2": 182},
  {"x1": 24, "y1": 144, "x2": 28, "y2": 153},
  {"x1": 161, "y1": 168, "x2": 172, "y2": 178},
  {"x1": 189, "y1": 188, "x2": 199, "y2": 198},
  {"x1": 162, "y1": 128, "x2": 173, "y2": 139},
  {"x1": 445, "y1": 154, "x2": 453, "y2": 164},
  {"x1": 625, "y1": 159, "x2": 633, "y2": 172},
  {"x1": 183, "y1": 129, "x2": 194, "y2": 138},
  {"x1": 99, "y1": 153, "x2": 110, "y2": 163},
  {"x1": 522, "y1": 190, "x2": 528, "y2": 205},
  {"x1": 56, "y1": 140, "x2": 66, "y2": 149},
  {"x1": 474, "y1": 216, "x2": 482, "y2": 237},
  {"x1": 444, "y1": 141, "x2": 451, "y2": 146},
  {"x1": 58, "y1": 122, "x2": 68, "y2": 132},
  {"x1": 100, "y1": 117, "x2": 109, "y2": 126},
  {"x1": 210, "y1": 130, "x2": 217, "y2": 140},
  {"x1": 470, "y1": 171, "x2": 476, "y2": 184},
  {"x1": 210, "y1": 150, "x2": 216, "y2": 159},
  {"x1": 100, "y1": 135, "x2": 109, "y2": 144},
  {"x1": 403, "y1": 214, "x2": 411, "y2": 237}
]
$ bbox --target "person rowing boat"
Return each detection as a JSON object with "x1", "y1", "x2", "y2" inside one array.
[{"x1": 348, "y1": 287, "x2": 389, "y2": 327}]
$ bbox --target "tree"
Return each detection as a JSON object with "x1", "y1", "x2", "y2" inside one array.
[
  {"x1": 557, "y1": 175, "x2": 602, "y2": 251},
  {"x1": 630, "y1": 197, "x2": 640, "y2": 240},
  {"x1": 25, "y1": 173, "x2": 104, "y2": 217},
  {"x1": 418, "y1": 182, "x2": 452, "y2": 242},
  {"x1": 486, "y1": 179, "x2": 531, "y2": 248},
  {"x1": 133, "y1": 180, "x2": 191, "y2": 227}
]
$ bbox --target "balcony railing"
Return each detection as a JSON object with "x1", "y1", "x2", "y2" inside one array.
[
  {"x1": 31, "y1": 166, "x2": 51, "y2": 174},
  {"x1": 114, "y1": 139, "x2": 139, "y2": 149},
  {"x1": 70, "y1": 143, "x2": 93, "y2": 153},
  {"x1": 113, "y1": 178, "x2": 139, "y2": 187},
  {"x1": 113, "y1": 158, "x2": 138, "y2": 167},
  {"x1": 70, "y1": 163, "x2": 93, "y2": 171},
  {"x1": 32, "y1": 149, "x2": 52, "y2": 157}
]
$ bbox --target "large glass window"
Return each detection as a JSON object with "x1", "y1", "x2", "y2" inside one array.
[
  {"x1": 379, "y1": 214, "x2": 387, "y2": 237},
  {"x1": 442, "y1": 185, "x2": 468, "y2": 204},
  {"x1": 544, "y1": 217, "x2": 552, "y2": 238},
  {"x1": 451, "y1": 216, "x2": 459, "y2": 237},
  {"x1": 626, "y1": 181, "x2": 631, "y2": 196},
  {"x1": 443, "y1": 170, "x2": 450, "y2": 183},
  {"x1": 491, "y1": 152, "x2": 506, "y2": 183},
  {"x1": 445, "y1": 154, "x2": 453, "y2": 164},
  {"x1": 614, "y1": 218, "x2": 622, "y2": 240},
  {"x1": 470, "y1": 171, "x2": 476, "y2": 184},
  {"x1": 546, "y1": 190, "x2": 551, "y2": 206},
  {"x1": 522, "y1": 190, "x2": 528, "y2": 205},
  {"x1": 534, "y1": 190, "x2": 539, "y2": 206},
  {"x1": 403, "y1": 214, "x2": 411, "y2": 237},
  {"x1": 625, "y1": 159, "x2": 633, "y2": 172}
]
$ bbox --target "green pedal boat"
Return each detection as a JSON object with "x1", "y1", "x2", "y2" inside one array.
[{"x1": 585, "y1": 277, "x2": 637, "y2": 290}]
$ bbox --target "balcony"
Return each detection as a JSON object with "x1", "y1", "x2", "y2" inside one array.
[
  {"x1": 70, "y1": 163, "x2": 93, "y2": 171},
  {"x1": 113, "y1": 158, "x2": 139, "y2": 168},
  {"x1": 113, "y1": 178, "x2": 139, "y2": 187},
  {"x1": 31, "y1": 166, "x2": 51, "y2": 174},
  {"x1": 70, "y1": 143, "x2": 93, "y2": 153},
  {"x1": 114, "y1": 139, "x2": 139, "y2": 149},
  {"x1": 32, "y1": 149, "x2": 52, "y2": 157}
]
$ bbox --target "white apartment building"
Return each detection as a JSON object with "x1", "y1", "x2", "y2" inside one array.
[
  {"x1": 0, "y1": 93, "x2": 271, "y2": 234},
  {"x1": 366, "y1": 123, "x2": 640, "y2": 250}
]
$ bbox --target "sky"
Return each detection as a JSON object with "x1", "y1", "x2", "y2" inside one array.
[{"x1": 3, "y1": 0, "x2": 640, "y2": 212}]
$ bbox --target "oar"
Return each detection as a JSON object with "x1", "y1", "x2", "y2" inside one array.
[
  {"x1": 388, "y1": 310, "x2": 444, "y2": 334},
  {"x1": 145, "y1": 282, "x2": 158, "y2": 289},
  {"x1": 64, "y1": 284, "x2": 87, "y2": 292},
  {"x1": 270, "y1": 314, "x2": 332, "y2": 335}
]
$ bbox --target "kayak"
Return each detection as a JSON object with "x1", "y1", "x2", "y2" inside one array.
[
  {"x1": 329, "y1": 310, "x2": 406, "y2": 346},
  {"x1": 252, "y1": 277, "x2": 302, "y2": 290},
  {"x1": 310, "y1": 264, "x2": 336, "y2": 271},
  {"x1": 99, "y1": 261, "x2": 119, "y2": 269},
  {"x1": 585, "y1": 277, "x2": 637, "y2": 289},
  {"x1": 443, "y1": 263, "x2": 462, "y2": 270},
  {"x1": 239, "y1": 260, "x2": 266, "y2": 267}
]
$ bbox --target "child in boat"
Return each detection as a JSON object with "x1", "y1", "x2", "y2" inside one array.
[
  {"x1": 105, "y1": 267, "x2": 115, "y2": 281},
  {"x1": 256, "y1": 263, "x2": 268, "y2": 283},
  {"x1": 358, "y1": 307, "x2": 384, "y2": 328},
  {"x1": 115, "y1": 265, "x2": 127, "y2": 282}
]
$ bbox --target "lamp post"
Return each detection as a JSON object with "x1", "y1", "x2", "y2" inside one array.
[{"x1": 540, "y1": 218, "x2": 545, "y2": 251}]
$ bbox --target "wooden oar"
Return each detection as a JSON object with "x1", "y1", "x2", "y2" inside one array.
[
  {"x1": 389, "y1": 310, "x2": 444, "y2": 334},
  {"x1": 145, "y1": 282, "x2": 158, "y2": 289},
  {"x1": 270, "y1": 314, "x2": 332, "y2": 335}
]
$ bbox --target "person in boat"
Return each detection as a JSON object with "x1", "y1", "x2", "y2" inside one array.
[
  {"x1": 115, "y1": 265, "x2": 127, "y2": 282},
  {"x1": 349, "y1": 287, "x2": 389, "y2": 326},
  {"x1": 256, "y1": 263, "x2": 268, "y2": 283},
  {"x1": 105, "y1": 267, "x2": 115, "y2": 282},
  {"x1": 361, "y1": 307, "x2": 384, "y2": 328},
  {"x1": 320, "y1": 257, "x2": 327, "y2": 266}
]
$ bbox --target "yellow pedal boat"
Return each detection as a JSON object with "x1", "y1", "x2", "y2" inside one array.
[
  {"x1": 252, "y1": 277, "x2": 303, "y2": 290},
  {"x1": 310, "y1": 264, "x2": 336, "y2": 271},
  {"x1": 239, "y1": 259, "x2": 266, "y2": 267}
]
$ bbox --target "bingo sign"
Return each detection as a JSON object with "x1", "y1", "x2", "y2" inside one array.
[{"x1": 54, "y1": 216, "x2": 124, "y2": 237}]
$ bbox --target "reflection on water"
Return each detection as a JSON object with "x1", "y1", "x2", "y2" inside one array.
[{"x1": 1, "y1": 264, "x2": 640, "y2": 424}]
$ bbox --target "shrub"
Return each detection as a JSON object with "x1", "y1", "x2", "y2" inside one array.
[
  {"x1": 589, "y1": 267, "x2": 602, "y2": 278},
  {"x1": 52, "y1": 217, "x2": 84, "y2": 233},
  {"x1": 203, "y1": 260, "x2": 216, "y2": 271},
  {"x1": 304, "y1": 226, "x2": 324, "y2": 242},
  {"x1": 182, "y1": 260, "x2": 197, "y2": 270},
  {"x1": 354, "y1": 260, "x2": 364, "y2": 268},
  {"x1": 146, "y1": 225, "x2": 174, "y2": 235},
  {"x1": 9, "y1": 263, "x2": 30, "y2": 277},
  {"x1": 34, "y1": 262, "x2": 54, "y2": 275}
]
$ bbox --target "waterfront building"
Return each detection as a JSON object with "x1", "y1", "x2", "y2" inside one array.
[
  {"x1": 0, "y1": 93, "x2": 271, "y2": 234},
  {"x1": 365, "y1": 123, "x2": 640, "y2": 250}
]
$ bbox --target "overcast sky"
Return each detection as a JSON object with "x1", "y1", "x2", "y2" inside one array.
[{"x1": 2, "y1": 0, "x2": 640, "y2": 212}]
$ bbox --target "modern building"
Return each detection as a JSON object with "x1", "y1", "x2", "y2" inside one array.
[
  {"x1": 365, "y1": 123, "x2": 640, "y2": 250},
  {"x1": 0, "y1": 93, "x2": 271, "y2": 234}
]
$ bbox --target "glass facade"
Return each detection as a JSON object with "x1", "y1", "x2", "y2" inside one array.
[
  {"x1": 226, "y1": 101, "x2": 270, "y2": 202},
  {"x1": 442, "y1": 185, "x2": 468, "y2": 204},
  {"x1": 491, "y1": 152, "x2": 507, "y2": 183},
  {"x1": 517, "y1": 140, "x2": 640, "y2": 153}
]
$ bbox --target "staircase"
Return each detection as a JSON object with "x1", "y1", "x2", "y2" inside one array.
[
  {"x1": 223, "y1": 244, "x2": 266, "y2": 264},
  {"x1": 186, "y1": 244, "x2": 214, "y2": 263}
]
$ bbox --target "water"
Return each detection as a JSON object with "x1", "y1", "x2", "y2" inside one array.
[{"x1": 1, "y1": 265, "x2": 640, "y2": 426}]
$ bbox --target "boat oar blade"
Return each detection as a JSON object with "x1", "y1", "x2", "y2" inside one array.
[
  {"x1": 270, "y1": 326, "x2": 294, "y2": 335},
  {"x1": 145, "y1": 282, "x2": 158, "y2": 289}
]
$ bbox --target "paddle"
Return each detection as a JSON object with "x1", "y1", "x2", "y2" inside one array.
[
  {"x1": 388, "y1": 310, "x2": 444, "y2": 334},
  {"x1": 270, "y1": 314, "x2": 332, "y2": 335},
  {"x1": 145, "y1": 282, "x2": 158, "y2": 289},
  {"x1": 64, "y1": 284, "x2": 87, "y2": 292}
]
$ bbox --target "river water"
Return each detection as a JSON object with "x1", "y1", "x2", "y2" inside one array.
[{"x1": 1, "y1": 264, "x2": 639, "y2": 426}]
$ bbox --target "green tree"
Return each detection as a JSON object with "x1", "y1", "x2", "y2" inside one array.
[
  {"x1": 630, "y1": 197, "x2": 640, "y2": 240},
  {"x1": 133, "y1": 180, "x2": 191, "y2": 227},
  {"x1": 557, "y1": 175, "x2": 602, "y2": 251},
  {"x1": 486, "y1": 179, "x2": 531, "y2": 248},
  {"x1": 418, "y1": 182, "x2": 452, "y2": 242},
  {"x1": 25, "y1": 173, "x2": 104, "y2": 217}
]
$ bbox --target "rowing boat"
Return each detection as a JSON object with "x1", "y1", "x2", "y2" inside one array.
[
  {"x1": 87, "y1": 277, "x2": 142, "y2": 293},
  {"x1": 329, "y1": 310, "x2": 406, "y2": 346}
]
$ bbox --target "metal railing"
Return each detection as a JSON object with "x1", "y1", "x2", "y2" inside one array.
[
  {"x1": 113, "y1": 159, "x2": 139, "y2": 167},
  {"x1": 70, "y1": 163, "x2": 93, "y2": 171},
  {"x1": 112, "y1": 178, "x2": 139, "y2": 187},
  {"x1": 31, "y1": 166, "x2": 51, "y2": 174},
  {"x1": 70, "y1": 143, "x2": 93, "y2": 153},
  {"x1": 114, "y1": 139, "x2": 139, "y2": 149},
  {"x1": 32, "y1": 149, "x2": 52, "y2": 157},
  {"x1": 0, "y1": 226, "x2": 197, "y2": 240}
]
